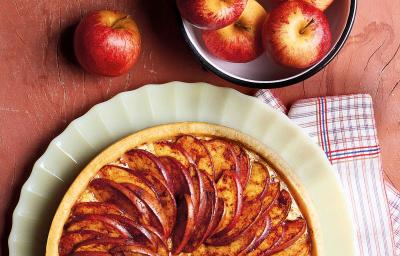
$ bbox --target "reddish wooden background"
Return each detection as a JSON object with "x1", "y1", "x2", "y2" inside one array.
[{"x1": 1, "y1": 0, "x2": 399, "y2": 254}]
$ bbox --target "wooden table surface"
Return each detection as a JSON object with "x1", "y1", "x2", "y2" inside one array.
[{"x1": 1, "y1": 0, "x2": 399, "y2": 254}]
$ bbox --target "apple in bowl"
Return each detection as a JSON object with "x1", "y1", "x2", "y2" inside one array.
[
  {"x1": 201, "y1": 0, "x2": 268, "y2": 63},
  {"x1": 272, "y1": 0, "x2": 334, "y2": 11},
  {"x1": 74, "y1": 10, "x2": 141, "y2": 77},
  {"x1": 177, "y1": 0, "x2": 248, "y2": 30},
  {"x1": 263, "y1": 0, "x2": 332, "y2": 69}
]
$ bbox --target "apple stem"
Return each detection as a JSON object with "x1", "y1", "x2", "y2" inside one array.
[
  {"x1": 234, "y1": 21, "x2": 250, "y2": 32},
  {"x1": 111, "y1": 15, "x2": 130, "y2": 29},
  {"x1": 300, "y1": 19, "x2": 314, "y2": 34}
]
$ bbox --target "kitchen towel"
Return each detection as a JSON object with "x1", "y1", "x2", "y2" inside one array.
[{"x1": 255, "y1": 90, "x2": 398, "y2": 256}]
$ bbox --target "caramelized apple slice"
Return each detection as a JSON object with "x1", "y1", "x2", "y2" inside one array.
[
  {"x1": 208, "y1": 198, "x2": 263, "y2": 245},
  {"x1": 243, "y1": 162, "x2": 270, "y2": 202},
  {"x1": 158, "y1": 156, "x2": 187, "y2": 196},
  {"x1": 122, "y1": 183, "x2": 170, "y2": 238},
  {"x1": 208, "y1": 166, "x2": 270, "y2": 245},
  {"x1": 195, "y1": 206, "x2": 269, "y2": 255},
  {"x1": 204, "y1": 197, "x2": 224, "y2": 239},
  {"x1": 175, "y1": 135, "x2": 214, "y2": 179},
  {"x1": 266, "y1": 218, "x2": 307, "y2": 255},
  {"x1": 270, "y1": 234, "x2": 311, "y2": 256},
  {"x1": 89, "y1": 179, "x2": 163, "y2": 237},
  {"x1": 153, "y1": 141, "x2": 190, "y2": 168},
  {"x1": 121, "y1": 149, "x2": 172, "y2": 190},
  {"x1": 65, "y1": 215, "x2": 130, "y2": 238},
  {"x1": 109, "y1": 244, "x2": 158, "y2": 256},
  {"x1": 73, "y1": 238, "x2": 135, "y2": 252},
  {"x1": 261, "y1": 182, "x2": 280, "y2": 211},
  {"x1": 243, "y1": 217, "x2": 271, "y2": 254},
  {"x1": 158, "y1": 155, "x2": 197, "y2": 205},
  {"x1": 59, "y1": 230, "x2": 103, "y2": 256},
  {"x1": 124, "y1": 166, "x2": 177, "y2": 232},
  {"x1": 99, "y1": 165, "x2": 159, "y2": 199},
  {"x1": 202, "y1": 139, "x2": 239, "y2": 181},
  {"x1": 71, "y1": 202, "x2": 124, "y2": 217},
  {"x1": 230, "y1": 142, "x2": 250, "y2": 187},
  {"x1": 183, "y1": 171, "x2": 215, "y2": 252},
  {"x1": 171, "y1": 194, "x2": 196, "y2": 255},
  {"x1": 105, "y1": 214, "x2": 162, "y2": 251},
  {"x1": 247, "y1": 225, "x2": 284, "y2": 256},
  {"x1": 210, "y1": 171, "x2": 243, "y2": 236},
  {"x1": 269, "y1": 189, "x2": 292, "y2": 226}
]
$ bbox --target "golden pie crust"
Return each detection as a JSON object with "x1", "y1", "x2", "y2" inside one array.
[{"x1": 46, "y1": 122, "x2": 322, "y2": 255}]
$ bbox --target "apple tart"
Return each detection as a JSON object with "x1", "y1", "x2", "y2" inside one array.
[{"x1": 46, "y1": 122, "x2": 321, "y2": 256}]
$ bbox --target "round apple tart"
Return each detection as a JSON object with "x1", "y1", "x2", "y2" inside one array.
[{"x1": 46, "y1": 122, "x2": 321, "y2": 256}]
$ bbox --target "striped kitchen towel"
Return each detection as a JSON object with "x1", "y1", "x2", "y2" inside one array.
[{"x1": 256, "y1": 90, "x2": 398, "y2": 256}]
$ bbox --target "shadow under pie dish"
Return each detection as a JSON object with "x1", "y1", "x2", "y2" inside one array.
[{"x1": 46, "y1": 122, "x2": 322, "y2": 256}]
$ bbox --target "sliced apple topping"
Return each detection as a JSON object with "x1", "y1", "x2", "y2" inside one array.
[
  {"x1": 175, "y1": 135, "x2": 215, "y2": 179},
  {"x1": 60, "y1": 134, "x2": 310, "y2": 255},
  {"x1": 171, "y1": 194, "x2": 196, "y2": 254},
  {"x1": 202, "y1": 139, "x2": 239, "y2": 181}
]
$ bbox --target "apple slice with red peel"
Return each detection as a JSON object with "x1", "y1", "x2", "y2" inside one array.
[
  {"x1": 175, "y1": 135, "x2": 214, "y2": 179},
  {"x1": 59, "y1": 230, "x2": 103, "y2": 256},
  {"x1": 105, "y1": 214, "x2": 163, "y2": 251},
  {"x1": 247, "y1": 225, "x2": 284, "y2": 256},
  {"x1": 230, "y1": 142, "x2": 250, "y2": 187},
  {"x1": 89, "y1": 179, "x2": 164, "y2": 237},
  {"x1": 207, "y1": 196, "x2": 264, "y2": 245},
  {"x1": 73, "y1": 238, "x2": 136, "y2": 252},
  {"x1": 194, "y1": 168, "x2": 208, "y2": 224},
  {"x1": 171, "y1": 194, "x2": 196, "y2": 255},
  {"x1": 200, "y1": 204, "x2": 269, "y2": 255},
  {"x1": 121, "y1": 149, "x2": 172, "y2": 190},
  {"x1": 208, "y1": 162, "x2": 270, "y2": 243},
  {"x1": 183, "y1": 171, "x2": 216, "y2": 252},
  {"x1": 158, "y1": 155, "x2": 196, "y2": 201},
  {"x1": 153, "y1": 141, "x2": 190, "y2": 168},
  {"x1": 268, "y1": 233, "x2": 310, "y2": 256},
  {"x1": 204, "y1": 196, "x2": 224, "y2": 239},
  {"x1": 72, "y1": 202, "x2": 124, "y2": 217},
  {"x1": 243, "y1": 217, "x2": 272, "y2": 254},
  {"x1": 210, "y1": 171, "x2": 243, "y2": 236},
  {"x1": 202, "y1": 139, "x2": 239, "y2": 181},
  {"x1": 158, "y1": 156, "x2": 187, "y2": 196},
  {"x1": 269, "y1": 189, "x2": 292, "y2": 226},
  {"x1": 243, "y1": 161, "x2": 270, "y2": 202},
  {"x1": 261, "y1": 182, "x2": 280, "y2": 211},
  {"x1": 266, "y1": 218, "x2": 307, "y2": 255},
  {"x1": 122, "y1": 183, "x2": 171, "y2": 238},
  {"x1": 99, "y1": 165, "x2": 159, "y2": 199},
  {"x1": 123, "y1": 166, "x2": 177, "y2": 231},
  {"x1": 109, "y1": 244, "x2": 158, "y2": 256},
  {"x1": 209, "y1": 181, "x2": 278, "y2": 245},
  {"x1": 65, "y1": 215, "x2": 130, "y2": 238}
]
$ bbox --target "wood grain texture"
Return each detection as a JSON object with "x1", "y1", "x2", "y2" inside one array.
[{"x1": 0, "y1": 0, "x2": 399, "y2": 254}]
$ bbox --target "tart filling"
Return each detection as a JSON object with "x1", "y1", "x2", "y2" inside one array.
[{"x1": 47, "y1": 123, "x2": 319, "y2": 256}]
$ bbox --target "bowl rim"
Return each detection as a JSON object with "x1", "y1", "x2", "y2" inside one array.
[{"x1": 180, "y1": 0, "x2": 357, "y2": 89}]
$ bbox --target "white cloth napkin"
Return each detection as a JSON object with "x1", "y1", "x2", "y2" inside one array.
[{"x1": 255, "y1": 89, "x2": 399, "y2": 256}]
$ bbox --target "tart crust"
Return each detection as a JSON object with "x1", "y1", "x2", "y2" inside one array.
[{"x1": 46, "y1": 122, "x2": 322, "y2": 255}]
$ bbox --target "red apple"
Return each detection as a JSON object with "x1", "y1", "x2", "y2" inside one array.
[
  {"x1": 74, "y1": 10, "x2": 141, "y2": 77},
  {"x1": 202, "y1": 0, "x2": 267, "y2": 63},
  {"x1": 263, "y1": 0, "x2": 331, "y2": 69},
  {"x1": 304, "y1": 0, "x2": 335, "y2": 11},
  {"x1": 271, "y1": 0, "x2": 334, "y2": 11},
  {"x1": 177, "y1": 0, "x2": 247, "y2": 30}
]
